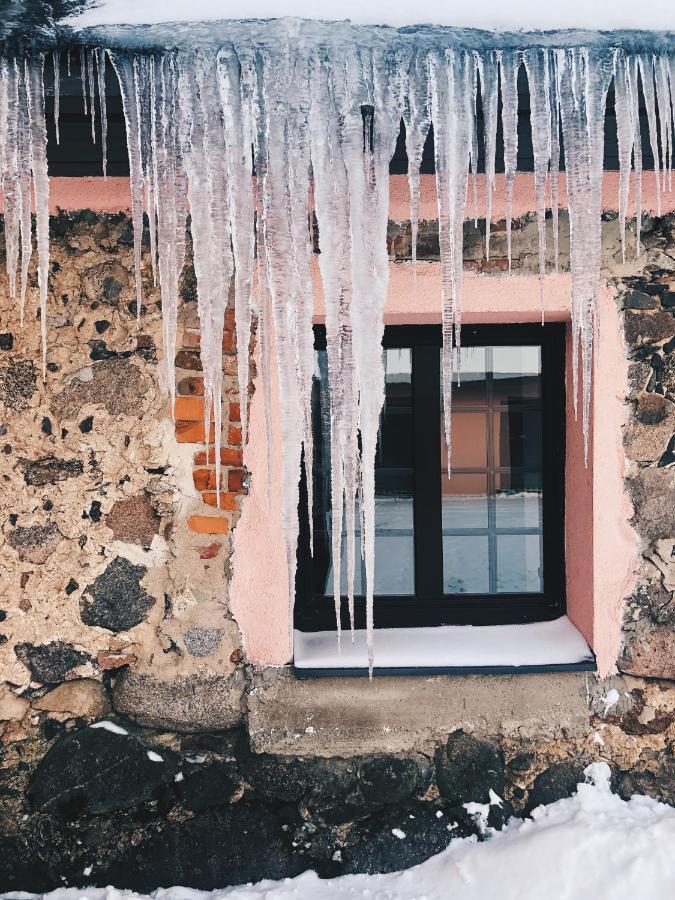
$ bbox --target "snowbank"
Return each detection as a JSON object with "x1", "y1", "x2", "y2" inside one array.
[
  {"x1": 8, "y1": 763, "x2": 675, "y2": 899},
  {"x1": 64, "y1": 0, "x2": 674, "y2": 31}
]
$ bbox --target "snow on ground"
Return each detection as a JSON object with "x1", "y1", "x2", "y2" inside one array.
[
  {"x1": 64, "y1": 0, "x2": 673, "y2": 31},
  {"x1": 8, "y1": 763, "x2": 675, "y2": 900}
]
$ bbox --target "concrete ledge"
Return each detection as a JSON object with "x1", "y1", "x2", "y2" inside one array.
[{"x1": 247, "y1": 667, "x2": 594, "y2": 756}]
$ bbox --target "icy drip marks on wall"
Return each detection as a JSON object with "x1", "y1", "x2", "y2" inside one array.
[{"x1": 2, "y1": 40, "x2": 675, "y2": 669}]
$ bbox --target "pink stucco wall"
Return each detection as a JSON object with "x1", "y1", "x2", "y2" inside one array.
[{"x1": 230, "y1": 261, "x2": 637, "y2": 676}]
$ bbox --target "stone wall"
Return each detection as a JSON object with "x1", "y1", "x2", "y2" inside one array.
[{"x1": 0, "y1": 207, "x2": 674, "y2": 891}]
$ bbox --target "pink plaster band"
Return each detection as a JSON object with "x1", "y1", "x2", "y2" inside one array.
[{"x1": 6, "y1": 172, "x2": 673, "y2": 218}]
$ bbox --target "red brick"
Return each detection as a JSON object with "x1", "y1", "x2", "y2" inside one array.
[
  {"x1": 201, "y1": 491, "x2": 238, "y2": 510},
  {"x1": 193, "y1": 446, "x2": 244, "y2": 466},
  {"x1": 188, "y1": 515, "x2": 230, "y2": 534},
  {"x1": 174, "y1": 396, "x2": 207, "y2": 421},
  {"x1": 225, "y1": 308, "x2": 236, "y2": 330},
  {"x1": 228, "y1": 425, "x2": 242, "y2": 446},
  {"x1": 177, "y1": 375, "x2": 205, "y2": 396},
  {"x1": 193, "y1": 468, "x2": 216, "y2": 491},
  {"x1": 222, "y1": 329, "x2": 235, "y2": 352},
  {"x1": 229, "y1": 401, "x2": 241, "y2": 422},
  {"x1": 228, "y1": 468, "x2": 247, "y2": 492},
  {"x1": 176, "y1": 420, "x2": 215, "y2": 443}
]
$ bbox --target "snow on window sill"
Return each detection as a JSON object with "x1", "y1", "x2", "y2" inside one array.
[{"x1": 293, "y1": 615, "x2": 595, "y2": 677}]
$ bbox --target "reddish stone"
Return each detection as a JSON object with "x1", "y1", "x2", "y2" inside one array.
[
  {"x1": 228, "y1": 425, "x2": 242, "y2": 446},
  {"x1": 175, "y1": 350, "x2": 203, "y2": 371},
  {"x1": 199, "y1": 541, "x2": 223, "y2": 560},
  {"x1": 229, "y1": 401, "x2": 241, "y2": 422}
]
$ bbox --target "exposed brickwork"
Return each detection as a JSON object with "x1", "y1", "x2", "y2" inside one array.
[{"x1": 175, "y1": 307, "x2": 249, "y2": 536}]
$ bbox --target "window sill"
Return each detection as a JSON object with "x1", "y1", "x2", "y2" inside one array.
[{"x1": 293, "y1": 615, "x2": 595, "y2": 678}]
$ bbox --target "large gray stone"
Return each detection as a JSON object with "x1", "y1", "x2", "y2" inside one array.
[
  {"x1": 628, "y1": 468, "x2": 675, "y2": 542},
  {"x1": 15, "y1": 642, "x2": 90, "y2": 685},
  {"x1": 0, "y1": 358, "x2": 36, "y2": 411},
  {"x1": 619, "y1": 627, "x2": 675, "y2": 680},
  {"x1": 436, "y1": 730, "x2": 504, "y2": 807},
  {"x1": 112, "y1": 670, "x2": 245, "y2": 732},
  {"x1": 28, "y1": 725, "x2": 178, "y2": 818},
  {"x1": 7, "y1": 523, "x2": 62, "y2": 564},
  {"x1": 80, "y1": 557, "x2": 155, "y2": 632},
  {"x1": 20, "y1": 455, "x2": 84, "y2": 486},
  {"x1": 52, "y1": 358, "x2": 147, "y2": 420}
]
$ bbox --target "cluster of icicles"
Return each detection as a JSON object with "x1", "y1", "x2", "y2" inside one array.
[{"x1": 1, "y1": 39, "x2": 675, "y2": 670}]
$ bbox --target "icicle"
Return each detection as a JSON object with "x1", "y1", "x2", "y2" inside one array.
[
  {"x1": 400, "y1": 50, "x2": 431, "y2": 277},
  {"x1": 613, "y1": 50, "x2": 634, "y2": 264},
  {"x1": 638, "y1": 55, "x2": 661, "y2": 217},
  {"x1": 96, "y1": 49, "x2": 108, "y2": 177},
  {"x1": 655, "y1": 56, "x2": 672, "y2": 194},
  {"x1": 0, "y1": 57, "x2": 21, "y2": 300},
  {"x1": 66, "y1": 48, "x2": 71, "y2": 78},
  {"x1": 500, "y1": 50, "x2": 520, "y2": 273},
  {"x1": 430, "y1": 49, "x2": 473, "y2": 471},
  {"x1": 26, "y1": 54, "x2": 50, "y2": 380},
  {"x1": 87, "y1": 48, "x2": 96, "y2": 145},
  {"x1": 556, "y1": 48, "x2": 612, "y2": 460},
  {"x1": 52, "y1": 49, "x2": 60, "y2": 145},
  {"x1": 109, "y1": 53, "x2": 145, "y2": 317},
  {"x1": 16, "y1": 61, "x2": 33, "y2": 326},
  {"x1": 79, "y1": 47, "x2": 88, "y2": 116},
  {"x1": 149, "y1": 52, "x2": 187, "y2": 411},
  {"x1": 523, "y1": 48, "x2": 552, "y2": 321},
  {"x1": 217, "y1": 47, "x2": 256, "y2": 451},
  {"x1": 548, "y1": 52, "x2": 561, "y2": 272},
  {"x1": 478, "y1": 51, "x2": 499, "y2": 259},
  {"x1": 627, "y1": 56, "x2": 644, "y2": 255}
]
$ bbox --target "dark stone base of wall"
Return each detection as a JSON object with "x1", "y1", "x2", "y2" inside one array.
[{"x1": 1, "y1": 719, "x2": 674, "y2": 893}]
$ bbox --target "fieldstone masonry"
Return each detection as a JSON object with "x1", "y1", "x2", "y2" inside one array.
[{"x1": 0, "y1": 206, "x2": 673, "y2": 889}]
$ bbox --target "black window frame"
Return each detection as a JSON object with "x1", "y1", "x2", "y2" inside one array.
[{"x1": 295, "y1": 322, "x2": 567, "y2": 633}]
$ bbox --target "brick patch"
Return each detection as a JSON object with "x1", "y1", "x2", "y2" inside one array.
[{"x1": 175, "y1": 309, "x2": 250, "y2": 535}]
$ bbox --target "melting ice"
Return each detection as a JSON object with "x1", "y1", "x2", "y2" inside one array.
[{"x1": 1, "y1": 20, "x2": 674, "y2": 670}]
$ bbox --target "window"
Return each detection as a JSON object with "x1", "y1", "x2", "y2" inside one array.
[{"x1": 295, "y1": 324, "x2": 566, "y2": 634}]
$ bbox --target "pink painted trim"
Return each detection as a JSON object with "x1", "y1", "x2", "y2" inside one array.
[{"x1": 13, "y1": 173, "x2": 672, "y2": 218}]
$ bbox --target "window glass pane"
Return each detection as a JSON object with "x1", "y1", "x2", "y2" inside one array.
[
  {"x1": 497, "y1": 534, "x2": 543, "y2": 592},
  {"x1": 441, "y1": 410, "x2": 488, "y2": 471},
  {"x1": 492, "y1": 346, "x2": 541, "y2": 404},
  {"x1": 314, "y1": 348, "x2": 415, "y2": 599},
  {"x1": 493, "y1": 409, "x2": 542, "y2": 469},
  {"x1": 495, "y1": 472, "x2": 542, "y2": 528},
  {"x1": 442, "y1": 473, "x2": 489, "y2": 529},
  {"x1": 454, "y1": 346, "x2": 487, "y2": 405},
  {"x1": 443, "y1": 535, "x2": 490, "y2": 594},
  {"x1": 442, "y1": 343, "x2": 544, "y2": 597}
]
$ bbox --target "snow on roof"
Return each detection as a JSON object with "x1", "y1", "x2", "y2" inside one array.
[{"x1": 64, "y1": 0, "x2": 675, "y2": 32}]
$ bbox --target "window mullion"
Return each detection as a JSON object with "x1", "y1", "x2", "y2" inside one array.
[{"x1": 412, "y1": 343, "x2": 444, "y2": 599}]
